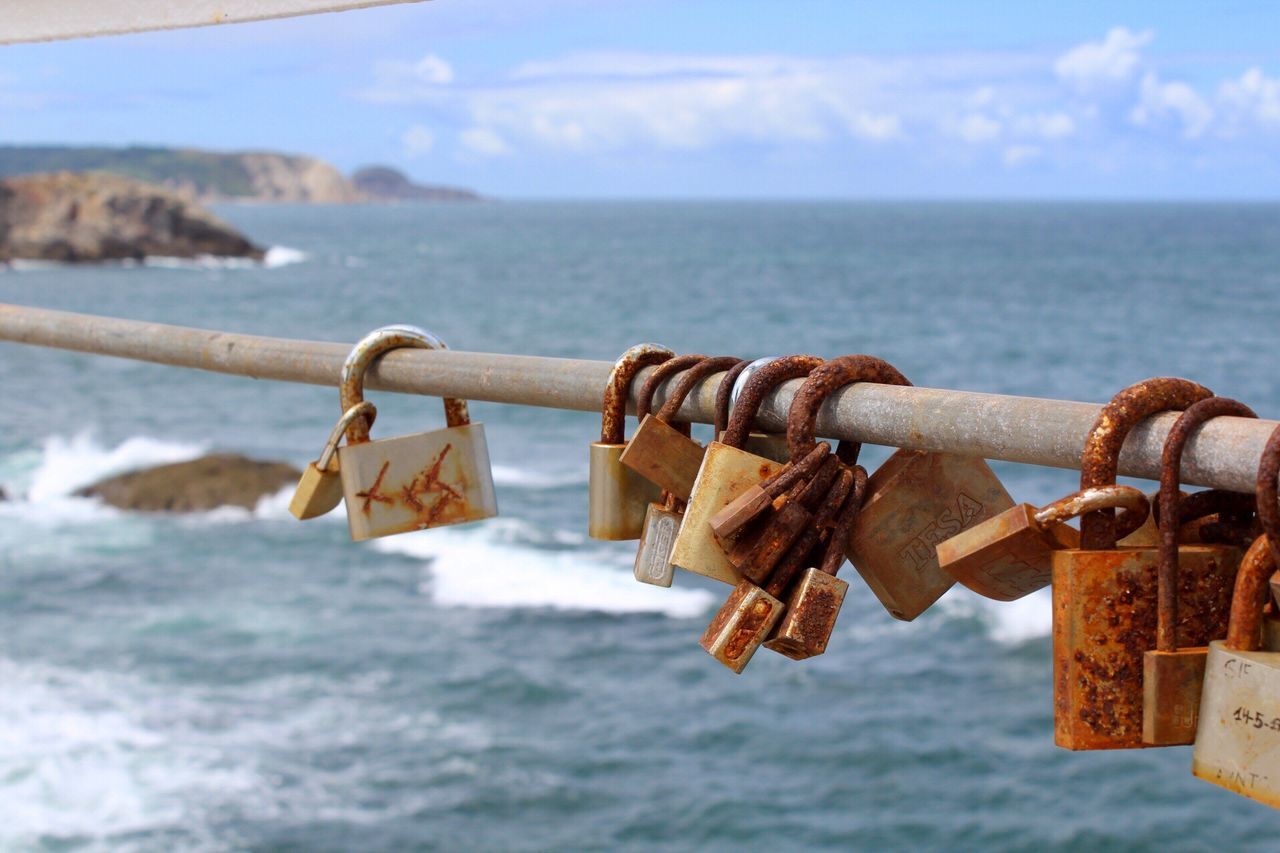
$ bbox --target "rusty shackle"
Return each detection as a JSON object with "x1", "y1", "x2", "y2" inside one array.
[
  {"x1": 722, "y1": 355, "x2": 825, "y2": 450},
  {"x1": 714, "y1": 359, "x2": 753, "y2": 436},
  {"x1": 1078, "y1": 377, "x2": 1213, "y2": 550},
  {"x1": 1156, "y1": 397, "x2": 1257, "y2": 652},
  {"x1": 636, "y1": 354, "x2": 705, "y2": 422},
  {"x1": 785, "y1": 355, "x2": 912, "y2": 464},
  {"x1": 340, "y1": 325, "x2": 463, "y2": 445},
  {"x1": 657, "y1": 356, "x2": 742, "y2": 424},
  {"x1": 819, "y1": 466, "x2": 868, "y2": 578},
  {"x1": 600, "y1": 343, "x2": 675, "y2": 445},
  {"x1": 1255, "y1": 422, "x2": 1280, "y2": 570},
  {"x1": 764, "y1": 464, "x2": 860, "y2": 599}
]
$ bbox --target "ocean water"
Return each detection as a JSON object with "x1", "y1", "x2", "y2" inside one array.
[{"x1": 1, "y1": 202, "x2": 1280, "y2": 851}]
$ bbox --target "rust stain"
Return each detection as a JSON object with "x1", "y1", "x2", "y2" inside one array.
[
  {"x1": 721, "y1": 355, "x2": 824, "y2": 449},
  {"x1": 785, "y1": 355, "x2": 911, "y2": 462},
  {"x1": 356, "y1": 461, "x2": 393, "y2": 514},
  {"x1": 600, "y1": 344, "x2": 674, "y2": 445}
]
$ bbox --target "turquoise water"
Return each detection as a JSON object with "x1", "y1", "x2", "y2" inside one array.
[{"x1": 1, "y1": 202, "x2": 1279, "y2": 850}]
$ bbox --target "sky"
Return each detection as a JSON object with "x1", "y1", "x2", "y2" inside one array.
[{"x1": 2, "y1": 0, "x2": 1279, "y2": 198}]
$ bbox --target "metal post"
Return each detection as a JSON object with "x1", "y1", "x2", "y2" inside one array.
[{"x1": 0, "y1": 303, "x2": 1273, "y2": 493}]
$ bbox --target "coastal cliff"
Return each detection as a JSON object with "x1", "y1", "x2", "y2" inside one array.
[
  {"x1": 0, "y1": 146, "x2": 480, "y2": 204},
  {"x1": 0, "y1": 172, "x2": 265, "y2": 263}
]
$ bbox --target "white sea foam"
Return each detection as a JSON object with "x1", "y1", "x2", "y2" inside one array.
[
  {"x1": 937, "y1": 586, "x2": 1052, "y2": 644},
  {"x1": 374, "y1": 522, "x2": 714, "y2": 618},
  {"x1": 3, "y1": 246, "x2": 306, "y2": 273},
  {"x1": 491, "y1": 464, "x2": 585, "y2": 489}
]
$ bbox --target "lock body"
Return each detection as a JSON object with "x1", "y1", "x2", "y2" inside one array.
[
  {"x1": 1142, "y1": 647, "x2": 1208, "y2": 745},
  {"x1": 700, "y1": 580, "x2": 784, "y2": 673},
  {"x1": 669, "y1": 441, "x2": 782, "y2": 584},
  {"x1": 741, "y1": 432, "x2": 791, "y2": 464},
  {"x1": 1191, "y1": 640, "x2": 1280, "y2": 808},
  {"x1": 289, "y1": 459, "x2": 345, "y2": 520},
  {"x1": 589, "y1": 442, "x2": 663, "y2": 540},
  {"x1": 619, "y1": 414, "x2": 706, "y2": 501},
  {"x1": 763, "y1": 568, "x2": 848, "y2": 660},
  {"x1": 937, "y1": 503, "x2": 1079, "y2": 601},
  {"x1": 1052, "y1": 545, "x2": 1238, "y2": 750},
  {"x1": 633, "y1": 501, "x2": 682, "y2": 587},
  {"x1": 338, "y1": 423, "x2": 497, "y2": 542},
  {"x1": 847, "y1": 449, "x2": 1013, "y2": 621}
]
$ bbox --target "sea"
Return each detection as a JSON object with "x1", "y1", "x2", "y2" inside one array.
[{"x1": 1, "y1": 201, "x2": 1279, "y2": 851}]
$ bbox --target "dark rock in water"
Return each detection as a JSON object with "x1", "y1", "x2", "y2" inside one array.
[
  {"x1": 0, "y1": 171, "x2": 266, "y2": 263},
  {"x1": 76, "y1": 454, "x2": 300, "y2": 512},
  {"x1": 352, "y1": 165, "x2": 480, "y2": 202}
]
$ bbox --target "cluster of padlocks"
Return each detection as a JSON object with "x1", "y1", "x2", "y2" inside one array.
[{"x1": 288, "y1": 328, "x2": 1279, "y2": 810}]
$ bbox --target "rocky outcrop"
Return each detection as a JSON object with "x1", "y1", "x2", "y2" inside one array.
[
  {"x1": 352, "y1": 166, "x2": 481, "y2": 202},
  {"x1": 227, "y1": 152, "x2": 361, "y2": 203},
  {"x1": 75, "y1": 454, "x2": 300, "y2": 512},
  {"x1": 0, "y1": 172, "x2": 265, "y2": 263}
]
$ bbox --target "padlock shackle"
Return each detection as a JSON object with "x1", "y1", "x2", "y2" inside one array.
[
  {"x1": 764, "y1": 463, "x2": 858, "y2": 597},
  {"x1": 1255, "y1": 422, "x2": 1280, "y2": 567},
  {"x1": 1226, "y1": 534, "x2": 1276, "y2": 651},
  {"x1": 820, "y1": 465, "x2": 867, "y2": 578},
  {"x1": 1078, "y1": 377, "x2": 1213, "y2": 550},
  {"x1": 637, "y1": 354, "x2": 705, "y2": 422},
  {"x1": 317, "y1": 401, "x2": 377, "y2": 471},
  {"x1": 657, "y1": 355, "x2": 742, "y2": 424},
  {"x1": 722, "y1": 355, "x2": 824, "y2": 450},
  {"x1": 340, "y1": 325, "x2": 469, "y2": 445},
  {"x1": 785, "y1": 355, "x2": 911, "y2": 463},
  {"x1": 713, "y1": 358, "x2": 752, "y2": 437},
  {"x1": 1156, "y1": 397, "x2": 1257, "y2": 651},
  {"x1": 600, "y1": 343, "x2": 675, "y2": 445},
  {"x1": 1033, "y1": 484, "x2": 1149, "y2": 528}
]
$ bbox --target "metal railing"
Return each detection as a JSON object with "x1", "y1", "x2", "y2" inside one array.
[{"x1": 0, "y1": 302, "x2": 1272, "y2": 493}]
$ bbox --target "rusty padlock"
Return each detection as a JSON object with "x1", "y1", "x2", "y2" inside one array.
[
  {"x1": 779, "y1": 355, "x2": 1014, "y2": 621},
  {"x1": 588, "y1": 344, "x2": 672, "y2": 540},
  {"x1": 289, "y1": 401, "x2": 377, "y2": 520},
  {"x1": 1191, "y1": 526, "x2": 1280, "y2": 806},
  {"x1": 670, "y1": 356, "x2": 823, "y2": 584},
  {"x1": 762, "y1": 465, "x2": 867, "y2": 604},
  {"x1": 728, "y1": 454, "x2": 842, "y2": 584},
  {"x1": 336, "y1": 325, "x2": 498, "y2": 541},
  {"x1": 1143, "y1": 397, "x2": 1256, "y2": 746},
  {"x1": 936, "y1": 486, "x2": 1147, "y2": 601},
  {"x1": 764, "y1": 465, "x2": 866, "y2": 660},
  {"x1": 724, "y1": 357, "x2": 792, "y2": 463},
  {"x1": 621, "y1": 355, "x2": 741, "y2": 500},
  {"x1": 1052, "y1": 377, "x2": 1240, "y2": 750}
]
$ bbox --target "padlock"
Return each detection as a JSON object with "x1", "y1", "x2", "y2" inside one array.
[
  {"x1": 1191, "y1": 534, "x2": 1280, "y2": 808},
  {"x1": 1144, "y1": 397, "x2": 1255, "y2": 746},
  {"x1": 335, "y1": 326, "x2": 498, "y2": 541},
  {"x1": 709, "y1": 442, "x2": 831, "y2": 540},
  {"x1": 588, "y1": 344, "x2": 673, "y2": 540},
  {"x1": 724, "y1": 357, "x2": 791, "y2": 463},
  {"x1": 775, "y1": 355, "x2": 1014, "y2": 621},
  {"x1": 1052, "y1": 377, "x2": 1241, "y2": 750},
  {"x1": 764, "y1": 465, "x2": 867, "y2": 604},
  {"x1": 764, "y1": 465, "x2": 865, "y2": 660},
  {"x1": 670, "y1": 355, "x2": 823, "y2": 584},
  {"x1": 289, "y1": 401, "x2": 376, "y2": 520},
  {"x1": 620, "y1": 355, "x2": 741, "y2": 500},
  {"x1": 699, "y1": 578, "x2": 786, "y2": 674},
  {"x1": 936, "y1": 486, "x2": 1147, "y2": 602},
  {"x1": 633, "y1": 491, "x2": 684, "y2": 587},
  {"x1": 730, "y1": 454, "x2": 842, "y2": 584}
]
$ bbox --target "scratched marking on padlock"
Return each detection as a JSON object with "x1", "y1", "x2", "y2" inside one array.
[
  {"x1": 896, "y1": 491, "x2": 985, "y2": 574},
  {"x1": 338, "y1": 425, "x2": 497, "y2": 541}
]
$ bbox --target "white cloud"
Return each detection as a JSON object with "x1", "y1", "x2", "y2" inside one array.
[
  {"x1": 365, "y1": 54, "x2": 454, "y2": 102},
  {"x1": 1218, "y1": 67, "x2": 1280, "y2": 130},
  {"x1": 955, "y1": 113, "x2": 1001, "y2": 143},
  {"x1": 460, "y1": 127, "x2": 511, "y2": 156},
  {"x1": 1003, "y1": 144, "x2": 1041, "y2": 167},
  {"x1": 1016, "y1": 112, "x2": 1075, "y2": 139},
  {"x1": 1055, "y1": 27, "x2": 1152, "y2": 89},
  {"x1": 1130, "y1": 72, "x2": 1213, "y2": 138},
  {"x1": 401, "y1": 124, "x2": 435, "y2": 157}
]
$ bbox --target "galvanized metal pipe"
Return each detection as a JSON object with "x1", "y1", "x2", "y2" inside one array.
[{"x1": 0, "y1": 303, "x2": 1273, "y2": 493}]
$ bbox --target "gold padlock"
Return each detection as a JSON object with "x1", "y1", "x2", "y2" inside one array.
[
  {"x1": 621, "y1": 355, "x2": 740, "y2": 501},
  {"x1": 289, "y1": 401, "x2": 376, "y2": 520},
  {"x1": 1052, "y1": 378, "x2": 1239, "y2": 751},
  {"x1": 1144, "y1": 396, "x2": 1256, "y2": 746},
  {"x1": 1191, "y1": 533, "x2": 1280, "y2": 809},
  {"x1": 936, "y1": 486, "x2": 1147, "y2": 601},
  {"x1": 777, "y1": 355, "x2": 1013, "y2": 622},
  {"x1": 336, "y1": 325, "x2": 498, "y2": 542},
  {"x1": 588, "y1": 344, "x2": 672, "y2": 540},
  {"x1": 764, "y1": 465, "x2": 864, "y2": 660},
  {"x1": 670, "y1": 355, "x2": 823, "y2": 584}
]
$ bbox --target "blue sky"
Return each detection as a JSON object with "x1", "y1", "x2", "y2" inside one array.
[{"x1": 2, "y1": 0, "x2": 1279, "y2": 198}]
